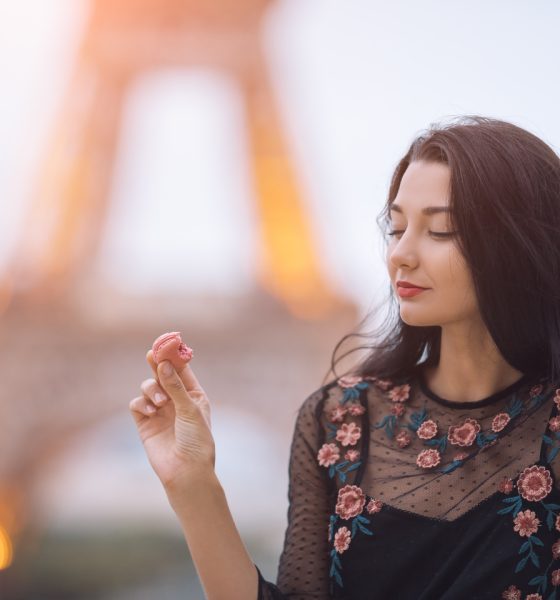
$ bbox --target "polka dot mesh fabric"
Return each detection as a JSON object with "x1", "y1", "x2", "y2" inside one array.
[{"x1": 256, "y1": 372, "x2": 559, "y2": 599}]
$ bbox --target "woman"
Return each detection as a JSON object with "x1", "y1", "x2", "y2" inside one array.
[{"x1": 129, "y1": 116, "x2": 560, "y2": 599}]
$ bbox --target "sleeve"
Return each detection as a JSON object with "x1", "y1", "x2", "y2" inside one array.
[{"x1": 256, "y1": 385, "x2": 337, "y2": 600}]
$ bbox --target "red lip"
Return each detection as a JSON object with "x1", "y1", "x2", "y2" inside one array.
[{"x1": 396, "y1": 280, "x2": 428, "y2": 289}]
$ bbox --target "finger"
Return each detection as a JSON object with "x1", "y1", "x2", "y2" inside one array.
[
  {"x1": 157, "y1": 361, "x2": 200, "y2": 419},
  {"x1": 140, "y1": 377, "x2": 169, "y2": 407},
  {"x1": 147, "y1": 348, "x2": 204, "y2": 395},
  {"x1": 129, "y1": 395, "x2": 158, "y2": 422}
]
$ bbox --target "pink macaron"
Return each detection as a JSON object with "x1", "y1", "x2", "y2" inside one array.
[{"x1": 152, "y1": 332, "x2": 194, "y2": 371}]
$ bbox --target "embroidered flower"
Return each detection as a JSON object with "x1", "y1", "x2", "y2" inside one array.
[
  {"x1": 554, "y1": 389, "x2": 560, "y2": 409},
  {"x1": 330, "y1": 406, "x2": 348, "y2": 422},
  {"x1": 366, "y1": 498, "x2": 383, "y2": 514},
  {"x1": 396, "y1": 430, "x2": 412, "y2": 448},
  {"x1": 517, "y1": 465, "x2": 553, "y2": 502},
  {"x1": 338, "y1": 375, "x2": 364, "y2": 389},
  {"x1": 344, "y1": 449, "x2": 360, "y2": 462},
  {"x1": 335, "y1": 485, "x2": 366, "y2": 520},
  {"x1": 391, "y1": 404, "x2": 406, "y2": 417},
  {"x1": 498, "y1": 477, "x2": 514, "y2": 494},
  {"x1": 348, "y1": 404, "x2": 366, "y2": 416},
  {"x1": 389, "y1": 384, "x2": 411, "y2": 403},
  {"x1": 556, "y1": 515, "x2": 560, "y2": 532},
  {"x1": 526, "y1": 594, "x2": 543, "y2": 600},
  {"x1": 373, "y1": 378, "x2": 393, "y2": 391},
  {"x1": 501, "y1": 586, "x2": 522, "y2": 600},
  {"x1": 317, "y1": 443, "x2": 341, "y2": 467},
  {"x1": 550, "y1": 416, "x2": 560, "y2": 433},
  {"x1": 416, "y1": 448, "x2": 441, "y2": 469},
  {"x1": 530, "y1": 384, "x2": 544, "y2": 398},
  {"x1": 447, "y1": 418, "x2": 481, "y2": 447},
  {"x1": 417, "y1": 419, "x2": 438, "y2": 440},
  {"x1": 333, "y1": 526, "x2": 352, "y2": 553},
  {"x1": 553, "y1": 568, "x2": 560, "y2": 586},
  {"x1": 553, "y1": 539, "x2": 560, "y2": 560},
  {"x1": 513, "y1": 509, "x2": 540, "y2": 537},
  {"x1": 336, "y1": 422, "x2": 362, "y2": 446},
  {"x1": 453, "y1": 452, "x2": 469, "y2": 462},
  {"x1": 492, "y1": 412, "x2": 511, "y2": 432}
]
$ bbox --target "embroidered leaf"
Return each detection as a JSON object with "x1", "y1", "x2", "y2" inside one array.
[
  {"x1": 345, "y1": 461, "x2": 362, "y2": 473},
  {"x1": 519, "y1": 541, "x2": 530, "y2": 553},
  {"x1": 329, "y1": 466, "x2": 336, "y2": 479},
  {"x1": 545, "y1": 589, "x2": 557, "y2": 600},
  {"x1": 438, "y1": 460, "x2": 463, "y2": 474},
  {"x1": 497, "y1": 505, "x2": 516, "y2": 515},
  {"x1": 372, "y1": 415, "x2": 390, "y2": 430},
  {"x1": 529, "y1": 575, "x2": 545, "y2": 585},
  {"x1": 547, "y1": 446, "x2": 560, "y2": 463},
  {"x1": 409, "y1": 409, "x2": 427, "y2": 430},
  {"x1": 502, "y1": 495, "x2": 522, "y2": 504},
  {"x1": 339, "y1": 471, "x2": 347, "y2": 483},
  {"x1": 543, "y1": 502, "x2": 560, "y2": 510},
  {"x1": 356, "y1": 521, "x2": 373, "y2": 536},
  {"x1": 543, "y1": 434, "x2": 554, "y2": 445},
  {"x1": 342, "y1": 387, "x2": 361, "y2": 403},
  {"x1": 506, "y1": 394, "x2": 523, "y2": 418},
  {"x1": 356, "y1": 515, "x2": 370, "y2": 524},
  {"x1": 514, "y1": 555, "x2": 529, "y2": 573},
  {"x1": 351, "y1": 519, "x2": 359, "y2": 538},
  {"x1": 531, "y1": 535, "x2": 545, "y2": 547},
  {"x1": 326, "y1": 423, "x2": 338, "y2": 440},
  {"x1": 529, "y1": 550, "x2": 540, "y2": 568},
  {"x1": 547, "y1": 510, "x2": 555, "y2": 531}
]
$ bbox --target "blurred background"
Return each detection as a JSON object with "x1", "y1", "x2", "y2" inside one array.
[{"x1": 0, "y1": 0, "x2": 559, "y2": 598}]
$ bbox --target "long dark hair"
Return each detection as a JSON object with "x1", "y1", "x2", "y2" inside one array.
[{"x1": 326, "y1": 116, "x2": 560, "y2": 386}]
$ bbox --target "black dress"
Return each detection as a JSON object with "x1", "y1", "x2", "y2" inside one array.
[{"x1": 256, "y1": 369, "x2": 560, "y2": 600}]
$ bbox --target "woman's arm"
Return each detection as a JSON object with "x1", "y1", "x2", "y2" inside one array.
[{"x1": 130, "y1": 354, "x2": 258, "y2": 600}]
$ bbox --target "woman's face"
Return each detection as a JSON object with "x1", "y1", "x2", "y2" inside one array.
[{"x1": 386, "y1": 160, "x2": 480, "y2": 328}]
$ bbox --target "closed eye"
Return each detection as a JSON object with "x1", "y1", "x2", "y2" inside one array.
[{"x1": 386, "y1": 230, "x2": 456, "y2": 239}]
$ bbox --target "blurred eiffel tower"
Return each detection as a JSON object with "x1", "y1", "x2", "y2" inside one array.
[
  {"x1": 0, "y1": 0, "x2": 359, "y2": 589},
  {"x1": 4, "y1": 0, "x2": 349, "y2": 320}
]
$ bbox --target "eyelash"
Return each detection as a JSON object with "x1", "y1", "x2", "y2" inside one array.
[{"x1": 386, "y1": 230, "x2": 454, "y2": 239}]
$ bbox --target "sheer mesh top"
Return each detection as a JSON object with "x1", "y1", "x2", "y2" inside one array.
[{"x1": 255, "y1": 369, "x2": 560, "y2": 600}]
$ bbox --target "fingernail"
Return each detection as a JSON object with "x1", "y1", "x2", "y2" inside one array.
[
  {"x1": 154, "y1": 393, "x2": 166, "y2": 405},
  {"x1": 162, "y1": 361, "x2": 173, "y2": 377}
]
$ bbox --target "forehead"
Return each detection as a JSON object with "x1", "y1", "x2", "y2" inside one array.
[{"x1": 390, "y1": 161, "x2": 451, "y2": 216}]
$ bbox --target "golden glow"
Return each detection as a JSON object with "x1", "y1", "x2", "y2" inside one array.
[{"x1": 0, "y1": 525, "x2": 13, "y2": 570}]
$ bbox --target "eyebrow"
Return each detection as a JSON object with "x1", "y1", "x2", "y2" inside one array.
[{"x1": 389, "y1": 203, "x2": 450, "y2": 216}]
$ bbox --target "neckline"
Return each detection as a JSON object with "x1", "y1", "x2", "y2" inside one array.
[{"x1": 417, "y1": 369, "x2": 535, "y2": 409}]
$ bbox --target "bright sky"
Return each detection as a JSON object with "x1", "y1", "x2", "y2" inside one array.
[{"x1": 0, "y1": 0, "x2": 559, "y2": 313}]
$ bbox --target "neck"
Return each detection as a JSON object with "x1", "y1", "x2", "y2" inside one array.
[{"x1": 422, "y1": 319, "x2": 525, "y2": 404}]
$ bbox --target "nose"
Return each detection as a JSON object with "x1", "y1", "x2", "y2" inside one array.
[{"x1": 388, "y1": 232, "x2": 419, "y2": 271}]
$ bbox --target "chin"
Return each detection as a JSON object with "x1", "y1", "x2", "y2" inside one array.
[{"x1": 399, "y1": 308, "x2": 439, "y2": 328}]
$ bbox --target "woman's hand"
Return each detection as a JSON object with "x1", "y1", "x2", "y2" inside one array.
[{"x1": 129, "y1": 350, "x2": 215, "y2": 494}]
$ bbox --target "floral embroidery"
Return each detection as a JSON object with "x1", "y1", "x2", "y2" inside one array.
[
  {"x1": 502, "y1": 585, "x2": 522, "y2": 599},
  {"x1": 499, "y1": 477, "x2": 515, "y2": 494},
  {"x1": 366, "y1": 498, "x2": 383, "y2": 514},
  {"x1": 453, "y1": 451, "x2": 469, "y2": 461},
  {"x1": 330, "y1": 406, "x2": 347, "y2": 422},
  {"x1": 517, "y1": 465, "x2": 553, "y2": 502},
  {"x1": 526, "y1": 594, "x2": 543, "y2": 600},
  {"x1": 552, "y1": 540, "x2": 560, "y2": 559},
  {"x1": 417, "y1": 419, "x2": 438, "y2": 439},
  {"x1": 317, "y1": 443, "x2": 341, "y2": 467},
  {"x1": 389, "y1": 383, "x2": 411, "y2": 403},
  {"x1": 336, "y1": 422, "x2": 362, "y2": 446},
  {"x1": 391, "y1": 404, "x2": 405, "y2": 417},
  {"x1": 333, "y1": 527, "x2": 351, "y2": 553},
  {"x1": 336, "y1": 485, "x2": 366, "y2": 519},
  {"x1": 448, "y1": 417, "x2": 481, "y2": 447},
  {"x1": 344, "y1": 449, "x2": 360, "y2": 462},
  {"x1": 513, "y1": 509, "x2": 540, "y2": 537},
  {"x1": 550, "y1": 417, "x2": 560, "y2": 433},
  {"x1": 337, "y1": 375, "x2": 364, "y2": 389},
  {"x1": 416, "y1": 448, "x2": 441, "y2": 469},
  {"x1": 493, "y1": 412, "x2": 512, "y2": 432},
  {"x1": 552, "y1": 569, "x2": 560, "y2": 585},
  {"x1": 396, "y1": 430, "x2": 412, "y2": 448},
  {"x1": 348, "y1": 404, "x2": 366, "y2": 416}
]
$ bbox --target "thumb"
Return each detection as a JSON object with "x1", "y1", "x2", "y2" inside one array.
[{"x1": 157, "y1": 360, "x2": 199, "y2": 419}]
